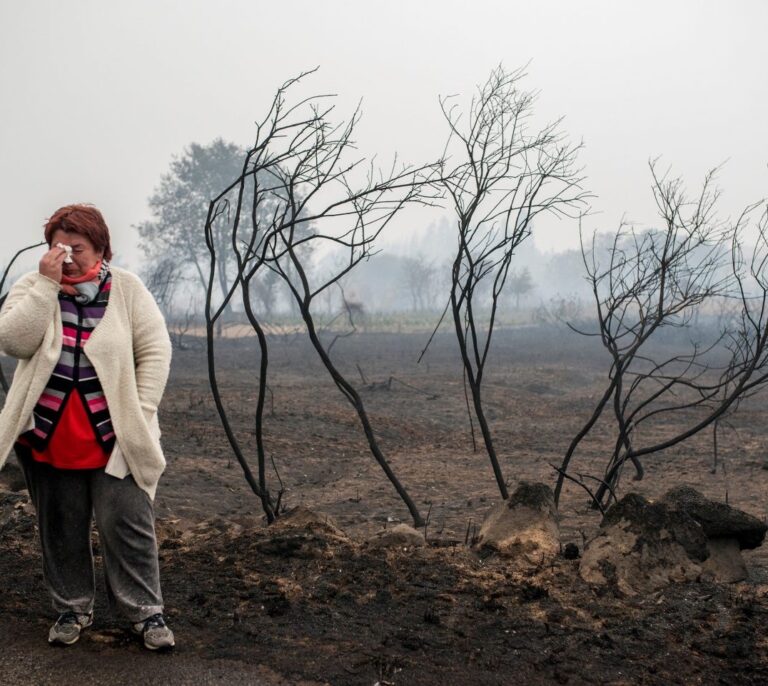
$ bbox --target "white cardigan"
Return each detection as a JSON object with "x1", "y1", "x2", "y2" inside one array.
[{"x1": 0, "y1": 267, "x2": 172, "y2": 499}]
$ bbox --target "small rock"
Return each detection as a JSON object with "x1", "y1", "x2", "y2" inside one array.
[{"x1": 563, "y1": 542, "x2": 580, "y2": 560}]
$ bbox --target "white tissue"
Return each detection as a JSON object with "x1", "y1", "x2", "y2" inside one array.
[{"x1": 56, "y1": 242, "x2": 73, "y2": 264}]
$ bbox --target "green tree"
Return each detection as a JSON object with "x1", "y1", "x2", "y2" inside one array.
[
  {"x1": 508, "y1": 266, "x2": 534, "y2": 308},
  {"x1": 137, "y1": 138, "x2": 254, "y2": 315},
  {"x1": 138, "y1": 138, "x2": 312, "y2": 320}
]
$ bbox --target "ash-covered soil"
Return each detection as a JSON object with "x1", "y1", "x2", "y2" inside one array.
[{"x1": 1, "y1": 325, "x2": 768, "y2": 684}]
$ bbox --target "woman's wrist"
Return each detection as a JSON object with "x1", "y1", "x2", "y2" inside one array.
[{"x1": 37, "y1": 273, "x2": 62, "y2": 289}]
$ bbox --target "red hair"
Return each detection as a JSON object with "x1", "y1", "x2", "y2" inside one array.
[{"x1": 44, "y1": 204, "x2": 113, "y2": 261}]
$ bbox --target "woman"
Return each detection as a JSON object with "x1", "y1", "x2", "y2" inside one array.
[{"x1": 0, "y1": 204, "x2": 174, "y2": 650}]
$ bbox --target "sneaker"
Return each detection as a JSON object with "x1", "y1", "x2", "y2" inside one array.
[
  {"x1": 132, "y1": 613, "x2": 175, "y2": 651},
  {"x1": 48, "y1": 611, "x2": 93, "y2": 646}
]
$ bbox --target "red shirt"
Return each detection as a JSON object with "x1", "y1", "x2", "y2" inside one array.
[{"x1": 24, "y1": 391, "x2": 109, "y2": 469}]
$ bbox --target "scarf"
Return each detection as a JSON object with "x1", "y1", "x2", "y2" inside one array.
[{"x1": 60, "y1": 260, "x2": 108, "y2": 304}]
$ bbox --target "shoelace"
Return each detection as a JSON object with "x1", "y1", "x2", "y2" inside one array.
[
  {"x1": 57, "y1": 611, "x2": 81, "y2": 626},
  {"x1": 143, "y1": 613, "x2": 166, "y2": 630}
]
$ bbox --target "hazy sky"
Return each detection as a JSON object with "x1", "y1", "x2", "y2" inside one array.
[{"x1": 1, "y1": 0, "x2": 766, "y2": 272}]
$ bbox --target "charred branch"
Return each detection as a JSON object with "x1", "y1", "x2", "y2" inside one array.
[
  {"x1": 437, "y1": 65, "x2": 588, "y2": 499},
  {"x1": 555, "y1": 162, "x2": 768, "y2": 509}
]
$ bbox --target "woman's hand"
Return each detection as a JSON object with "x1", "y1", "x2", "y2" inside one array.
[{"x1": 38, "y1": 245, "x2": 68, "y2": 282}]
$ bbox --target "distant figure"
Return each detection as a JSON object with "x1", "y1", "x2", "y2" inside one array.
[
  {"x1": 344, "y1": 299, "x2": 366, "y2": 325},
  {"x1": 0, "y1": 204, "x2": 175, "y2": 650}
]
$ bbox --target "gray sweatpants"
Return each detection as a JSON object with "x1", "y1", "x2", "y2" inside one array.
[{"x1": 16, "y1": 444, "x2": 163, "y2": 623}]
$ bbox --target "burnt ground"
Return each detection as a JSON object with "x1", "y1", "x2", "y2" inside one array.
[{"x1": 1, "y1": 324, "x2": 768, "y2": 685}]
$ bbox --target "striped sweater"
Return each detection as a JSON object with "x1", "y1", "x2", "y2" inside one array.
[{"x1": 26, "y1": 273, "x2": 115, "y2": 450}]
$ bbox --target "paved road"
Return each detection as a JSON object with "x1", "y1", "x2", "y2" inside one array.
[{"x1": 3, "y1": 624, "x2": 327, "y2": 686}]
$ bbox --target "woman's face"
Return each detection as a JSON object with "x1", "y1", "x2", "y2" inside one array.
[{"x1": 50, "y1": 229, "x2": 103, "y2": 278}]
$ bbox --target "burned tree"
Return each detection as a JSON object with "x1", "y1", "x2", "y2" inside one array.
[
  {"x1": 436, "y1": 65, "x2": 586, "y2": 499},
  {"x1": 204, "y1": 148, "x2": 284, "y2": 523},
  {"x1": 555, "y1": 162, "x2": 768, "y2": 509},
  {"x1": 205, "y1": 70, "x2": 436, "y2": 526}
]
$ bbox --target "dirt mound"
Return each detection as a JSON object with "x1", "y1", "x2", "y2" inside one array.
[
  {"x1": 366, "y1": 523, "x2": 426, "y2": 550},
  {"x1": 580, "y1": 493, "x2": 707, "y2": 594},
  {"x1": 474, "y1": 481, "x2": 560, "y2": 565},
  {"x1": 581, "y1": 490, "x2": 768, "y2": 592},
  {"x1": 253, "y1": 506, "x2": 352, "y2": 559},
  {"x1": 662, "y1": 485, "x2": 767, "y2": 549},
  {"x1": 2, "y1": 496, "x2": 768, "y2": 684},
  {"x1": 662, "y1": 486, "x2": 767, "y2": 582}
]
